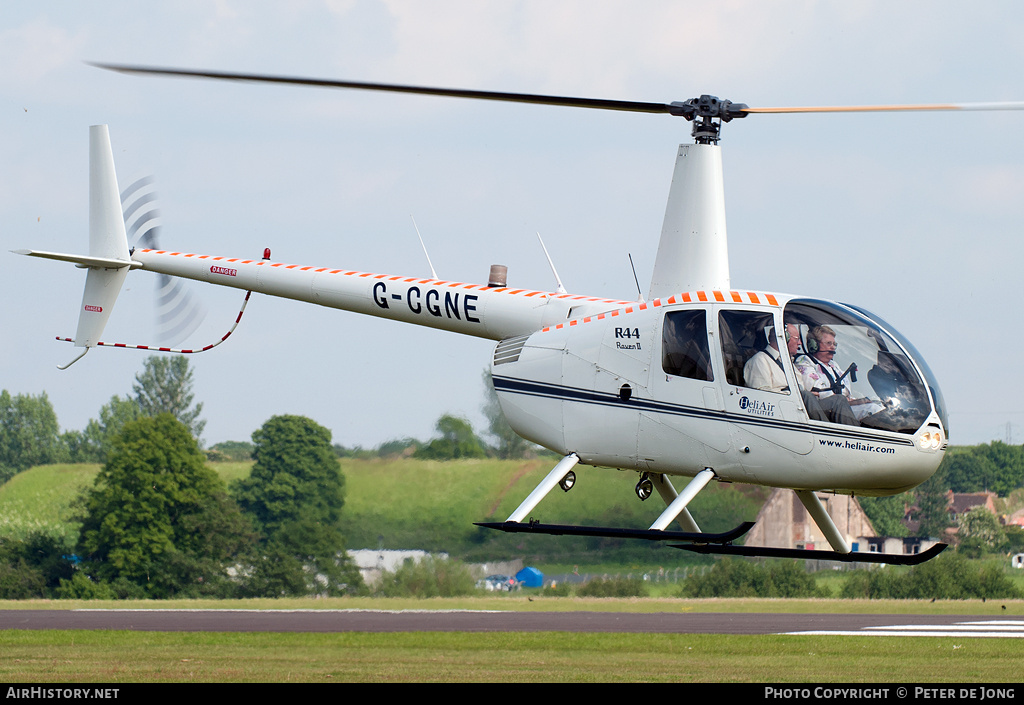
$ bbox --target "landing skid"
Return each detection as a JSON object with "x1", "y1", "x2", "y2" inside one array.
[
  {"x1": 671, "y1": 541, "x2": 948, "y2": 566},
  {"x1": 487, "y1": 455, "x2": 948, "y2": 566},
  {"x1": 475, "y1": 520, "x2": 755, "y2": 544}
]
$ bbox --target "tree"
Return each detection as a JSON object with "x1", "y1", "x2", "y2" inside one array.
[
  {"x1": 481, "y1": 370, "x2": 532, "y2": 459},
  {"x1": 0, "y1": 534, "x2": 75, "y2": 599},
  {"x1": 957, "y1": 506, "x2": 1003, "y2": 557},
  {"x1": 914, "y1": 461, "x2": 953, "y2": 539},
  {"x1": 232, "y1": 415, "x2": 361, "y2": 596},
  {"x1": 413, "y1": 414, "x2": 487, "y2": 460},
  {"x1": 858, "y1": 496, "x2": 908, "y2": 538},
  {"x1": 76, "y1": 414, "x2": 253, "y2": 597},
  {"x1": 680, "y1": 558, "x2": 828, "y2": 598},
  {"x1": 376, "y1": 556, "x2": 475, "y2": 597},
  {"x1": 207, "y1": 440, "x2": 254, "y2": 461},
  {"x1": 0, "y1": 390, "x2": 68, "y2": 482},
  {"x1": 972, "y1": 442, "x2": 1024, "y2": 496},
  {"x1": 132, "y1": 356, "x2": 206, "y2": 442},
  {"x1": 65, "y1": 395, "x2": 142, "y2": 464},
  {"x1": 940, "y1": 443, "x2": 1024, "y2": 496}
]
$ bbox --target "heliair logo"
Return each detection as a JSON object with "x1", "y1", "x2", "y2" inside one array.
[{"x1": 739, "y1": 396, "x2": 776, "y2": 417}]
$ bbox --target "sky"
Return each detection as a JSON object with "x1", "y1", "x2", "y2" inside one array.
[{"x1": 3, "y1": 1, "x2": 1024, "y2": 450}]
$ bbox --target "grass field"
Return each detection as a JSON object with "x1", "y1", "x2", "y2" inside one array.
[
  {"x1": 4, "y1": 629, "x2": 1022, "y2": 683},
  {"x1": 3, "y1": 462, "x2": 1023, "y2": 682},
  {"x1": 0, "y1": 458, "x2": 766, "y2": 561}
]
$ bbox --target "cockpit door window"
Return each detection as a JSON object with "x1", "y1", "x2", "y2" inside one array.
[
  {"x1": 661, "y1": 309, "x2": 713, "y2": 381},
  {"x1": 718, "y1": 309, "x2": 791, "y2": 395}
]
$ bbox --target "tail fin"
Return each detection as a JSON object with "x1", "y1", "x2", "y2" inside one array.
[
  {"x1": 15, "y1": 125, "x2": 134, "y2": 368},
  {"x1": 76, "y1": 125, "x2": 131, "y2": 349}
]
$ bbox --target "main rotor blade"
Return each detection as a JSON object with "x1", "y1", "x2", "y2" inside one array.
[
  {"x1": 743, "y1": 101, "x2": 1024, "y2": 114},
  {"x1": 91, "y1": 63, "x2": 1024, "y2": 120},
  {"x1": 90, "y1": 62, "x2": 676, "y2": 115}
]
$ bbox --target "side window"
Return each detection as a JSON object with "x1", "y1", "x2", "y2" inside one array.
[
  {"x1": 661, "y1": 310, "x2": 713, "y2": 381},
  {"x1": 719, "y1": 310, "x2": 788, "y2": 393}
]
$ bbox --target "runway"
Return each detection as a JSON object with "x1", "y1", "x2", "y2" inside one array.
[{"x1": 2, "y1": 610, "x2": 1023, "y2": 637}]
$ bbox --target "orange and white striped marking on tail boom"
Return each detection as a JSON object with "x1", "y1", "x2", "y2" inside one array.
[
  {"x1": 130, "y1": 248, "x2": 635, "y2": 341},
  {"x1": 540, "y1": 289, "x2": 780, "y2": 333}
]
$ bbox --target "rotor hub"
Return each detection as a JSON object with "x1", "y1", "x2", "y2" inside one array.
[{"x1": 669, "y1": 95, "x2": 749, "y2": 144}]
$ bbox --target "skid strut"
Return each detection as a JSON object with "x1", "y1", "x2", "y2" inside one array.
[
  {"x1": 795, "y1": 489, "x2": 850, "y2": 554},
  {"x1": 649, "y1": 468, "x2": 714, "y2": 532},
  {"x1": 505, "y1": 453, "x2": 579, "y2": 524},
  {"x1": 648, "y1": 473, "x2": 701, "y2": 533},
  {"x1": 480, "y1": 458, "x2": 745, "y2": 543}
]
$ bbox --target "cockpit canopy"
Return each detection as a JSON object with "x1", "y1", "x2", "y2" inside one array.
[{"x1": 784, "y1": 299, "x2": 947, "y2": 435}]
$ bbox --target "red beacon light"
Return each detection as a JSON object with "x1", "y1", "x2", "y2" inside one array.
[{"x1": 263, "y1": 247, "x2": 271, "y2": 261}]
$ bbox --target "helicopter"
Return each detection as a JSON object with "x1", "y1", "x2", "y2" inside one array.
[{"x1": 20, "y1": 64, "x2": 1024, "y2": 565}]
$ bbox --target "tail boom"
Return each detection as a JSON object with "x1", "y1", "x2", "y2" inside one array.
[{"x1": 131, "y1": 248, "x2": 631, "y2": 341}]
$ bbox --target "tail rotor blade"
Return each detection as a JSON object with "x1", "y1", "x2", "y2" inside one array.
[{"x1": 120, "y1": 176, "x2": 207, "y2": 346}]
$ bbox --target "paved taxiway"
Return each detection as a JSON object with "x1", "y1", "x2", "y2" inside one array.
[{"x1": 2, "y1": 610, "x2": 1022, "y2": 637}]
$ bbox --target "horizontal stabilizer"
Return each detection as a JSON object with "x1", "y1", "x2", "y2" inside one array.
[{"x1": 13, "y1": 249, "x2": 140, "y2": 269}]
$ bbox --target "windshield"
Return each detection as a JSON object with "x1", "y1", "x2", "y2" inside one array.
[
  {"x1": 844, "y1": 303, "x2": 949, "y2": 436},
  {"x1": 784, "y1": 299, "x2": 937, "y2": 435}
]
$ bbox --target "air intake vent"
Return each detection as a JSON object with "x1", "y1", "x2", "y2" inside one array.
[{"x1": 493, "y1": 335, "x2": 529, "y2": 365}]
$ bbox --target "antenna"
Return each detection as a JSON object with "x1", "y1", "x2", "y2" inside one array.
[
  {"x1": 536, "y1": 232, "x2": 567, "y2": 294},
  {"x1": 410, "y1": 215, "x2": 438, "y2": 280},
  {"x1": 629, "y1": 254, "x2": 645, "y2": 303}
]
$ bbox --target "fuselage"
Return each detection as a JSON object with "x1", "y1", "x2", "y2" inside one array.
[
  {"x1": 490, "y1": 290, "x2": 947, "y2": 496},
  {"x1": 131, "y1": 248, "x2": 946, "y2": 497}
]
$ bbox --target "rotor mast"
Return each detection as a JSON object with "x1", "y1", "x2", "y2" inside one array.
[
  {"x1": 648, "y1": 142, "x2": 730, "y2": 298},
  {"x1": 646, "y1": 95, "x2": 748, "y2": 298}
]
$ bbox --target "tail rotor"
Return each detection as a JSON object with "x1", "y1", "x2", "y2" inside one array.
[{"x1": 120, "y1": 176, "x2": 206, "y2": 346}]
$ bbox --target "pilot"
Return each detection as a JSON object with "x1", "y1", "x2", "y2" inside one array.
[
  {"x1": 794, "y1": 325, "x2": 881, "y2": 425},
  {"x1": 743, "y1": 325, "x2": 791, "y2": 393}
]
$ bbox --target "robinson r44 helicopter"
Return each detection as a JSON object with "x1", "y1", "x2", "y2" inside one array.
[{"x1": 21, "y1": 64, "x2": 1024, "y2": 565}]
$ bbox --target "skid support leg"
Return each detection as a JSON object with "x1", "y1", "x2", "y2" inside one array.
[
  {"x1": 649, "y1": 468, "x2": 714, "y2": 532},
  {"x1": 506, "y1": 453, "x2": 580, "y2": 524},
  {"x1": 795, "y1": 490, "x2": 851, "y2": 554},
  {"x1": 650, "y1": 473, "x2": 701, "y2": 533}
]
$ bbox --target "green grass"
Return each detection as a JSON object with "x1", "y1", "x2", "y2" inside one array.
[
  {"x1": 335, "y1": 457, "x2": 766, "y2": 557},
  {"x1": 0, "y1": 459, "x2": 765, "y2": 562},
  {"x1": 3, "y1": 461, "x2": 1022, "y2": 682},
  {"x1": 1, "y1": 628, "x2": 1021, "y2": 682},
  {"x1": 0, "y1": 464, "x2": 99, "y2": 548}
]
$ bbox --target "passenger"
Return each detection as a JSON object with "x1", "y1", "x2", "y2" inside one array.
[
  {"x1": 784, "y1": 322, "x2": 801, "y2": 359},
  {"x1": 743, "y1": 325, "x2": 790, "y2": 393},
  {"x1": 794, "y1": 325, "x2": 881, "y2": 425}
]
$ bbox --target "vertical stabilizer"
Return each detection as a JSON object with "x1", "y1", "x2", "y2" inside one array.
[
  {"x1": 647, "y1": 144, "x2": 729, "y2": 299},
  {"x1": 73, "y1": 125, "x2": 131, "y2": 349},
  {"x1": 89, "y1": 125, "x2": 130, "y2": 261}
]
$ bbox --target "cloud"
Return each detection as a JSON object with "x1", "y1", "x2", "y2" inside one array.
[{"x1": 0, "y1": 18, "x2": 87, "y2": 89}]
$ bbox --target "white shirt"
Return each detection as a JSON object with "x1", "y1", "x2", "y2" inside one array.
[
  {"x1": 794, "y1": 354, "x2": 884, "y2": 420},
  {"x1": 743, "y1": 346, "x2": 789, "y2": 393}
]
